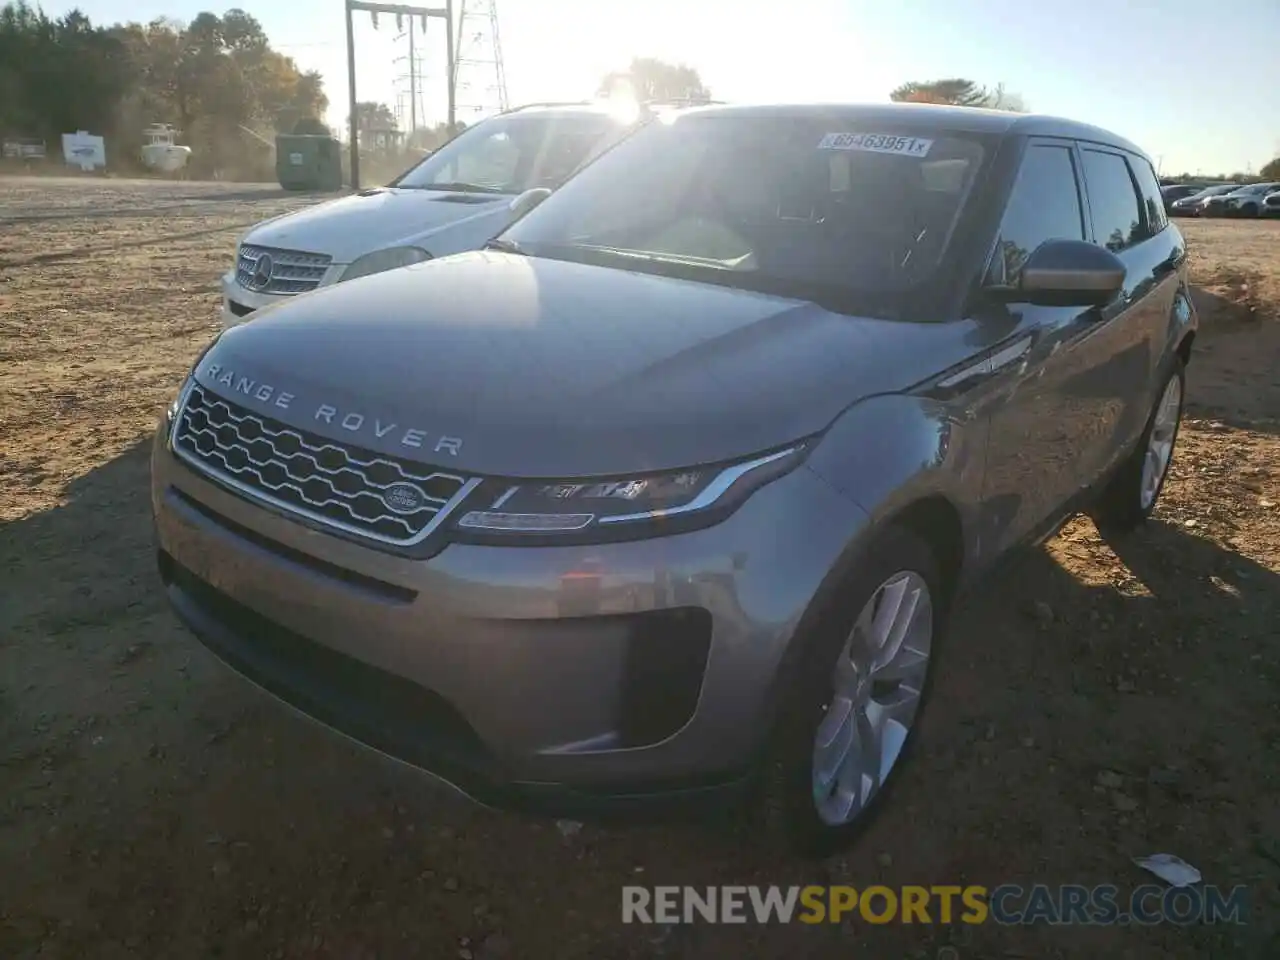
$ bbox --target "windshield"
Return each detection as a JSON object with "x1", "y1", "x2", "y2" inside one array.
[
  {"x1": 499, "y1": 115, "x2": 989, "y2": 310},
  {"x1": 392, "y1": 113, "x2": 629, "y2": 194}
]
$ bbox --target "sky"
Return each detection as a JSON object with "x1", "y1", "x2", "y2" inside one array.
[{"x1": 42, "y1": 0, "x2": 1280, "y2": 175}]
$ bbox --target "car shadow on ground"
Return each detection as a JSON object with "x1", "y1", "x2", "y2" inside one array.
[
  {"x1": 0, "y1": 191, "x2": 330, "y2": 226},
  {"x1": 2, "y1": 441, "x2": 1278, "y2": 958}
]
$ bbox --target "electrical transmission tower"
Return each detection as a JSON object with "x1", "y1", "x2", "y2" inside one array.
[{"x1": 452, "y1": 0, "x2": 508, "y2": 120}]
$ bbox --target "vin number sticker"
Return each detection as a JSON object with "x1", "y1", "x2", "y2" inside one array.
[{"x1": 817, "y1": 132, "x2": 933, "y2": 157}]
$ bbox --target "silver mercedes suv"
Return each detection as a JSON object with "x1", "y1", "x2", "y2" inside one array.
[{"x1": 153, "y1": 103, "x2": 1196, "y2": 855}]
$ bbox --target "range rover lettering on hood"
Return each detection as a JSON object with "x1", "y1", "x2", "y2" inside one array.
[{"x1": 202, "y1": 362, "x2": 464, "y2": 456}]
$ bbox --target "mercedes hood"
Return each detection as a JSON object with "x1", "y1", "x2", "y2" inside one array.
[
  {"x1": 197, "y1": 251, "x2": 975, "y2": 478},
  {"x1": 245, "y1": 187, "x2": 516, "y2": 263}
]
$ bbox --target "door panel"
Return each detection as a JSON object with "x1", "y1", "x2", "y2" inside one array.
[
  {"x1": 977, "y1": 301, "x2": 1117, "y2": 554},
  {"x1": 974, "y1": 140, "x2": 1106, "y2": 556},
  {"x1": 976, "y1": 142, "x2": 1178, "y2": 559},
  {"x1": 1071, "y1": 148, "x2": 1178, "y2": 485}
]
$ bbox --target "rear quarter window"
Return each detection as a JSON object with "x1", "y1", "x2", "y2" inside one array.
[{"x1": 1127, "y1": 155, "x2": 1168, "y2": 237}]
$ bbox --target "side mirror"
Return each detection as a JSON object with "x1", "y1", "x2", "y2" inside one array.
[
  {"x1": 509, "y1": 187, "x2": 552, "y2": 219},
  {"x1": 989, "y1": 239, "x2": 1126, "y2": 307}
]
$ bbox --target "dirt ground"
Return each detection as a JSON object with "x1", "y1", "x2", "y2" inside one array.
[{"x1": 2, "y1": 178, "x2": 1278, "y2": 960}]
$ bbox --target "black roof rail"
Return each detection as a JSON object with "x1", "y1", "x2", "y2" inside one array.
[
  {"x1": 640, "y1": 98, "x2": 727, "y2": 108},
  {"x1": 503, "y1": 100, "x2": 596, "y2": 113}
]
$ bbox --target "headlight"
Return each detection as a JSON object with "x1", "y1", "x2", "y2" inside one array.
[
  {"x1": 163, "y1": 335, "x2": 220, "y2": 443},
  {"x1": 453, "y1": 445, "x2": 807, "y2": 540},
  {"x1": 163, "y1": 375, "x2": 197, "y2": 450},
  {"x1": 340, "y1": 246, "x2": 431, "y2": 282}
]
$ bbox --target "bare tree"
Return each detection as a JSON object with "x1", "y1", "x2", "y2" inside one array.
[{"x1": 597, "y1": 57, "x2": 712, "y2": 104}]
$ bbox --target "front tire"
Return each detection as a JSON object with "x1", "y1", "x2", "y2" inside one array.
[
  {"x1": 1091, "y1": 358, "x2": 1185, "y2": 532},
  {"x1": 758, "y1": 526, "x2": 943, "y2": 857}
]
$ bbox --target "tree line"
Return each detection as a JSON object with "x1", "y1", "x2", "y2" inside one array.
[
  {"x1": 4, "y1": 11, "x2": 1274, "y2": 185},
  {"x1": 0, "y1": 2, "x2": 327, "y2": 176}
]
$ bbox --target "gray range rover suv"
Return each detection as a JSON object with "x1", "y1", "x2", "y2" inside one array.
[{"x1": 153, "y1": 103, "x2": 1196, "y2": 854}]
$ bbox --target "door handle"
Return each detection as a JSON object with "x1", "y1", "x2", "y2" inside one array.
[{"x1": 1094, "y1": 293, "x2": 1129, "y2": 323}]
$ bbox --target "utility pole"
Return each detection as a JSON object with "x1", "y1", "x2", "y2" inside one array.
[
  {"x1": 345, "y1": 0, "x2": 359, "y2": 189},
  {"x1": 344, "y1": 0, "x2": 454, "y2": 188},
  {"x1": 408, "y1": 18, "x2": 417, "y2": 133},
  {"x1": 393, "y1": 25, "x2": 422, "y2": 132},
  {"x1": 445, "y1": 0, "x2": 456, "y2": 131}
]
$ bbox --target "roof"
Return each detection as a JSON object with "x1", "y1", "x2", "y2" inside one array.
[
  {"x1": 503, "y1": 101, "x2": 633, "y2": 120},
  {"x1": 668, "y1": 102, "x2": 1151, "y2": 161}
]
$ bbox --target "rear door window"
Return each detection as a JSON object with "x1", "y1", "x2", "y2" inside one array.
[{"x1": 1080, "y1": 149, "x2": 1145, "y2": 253}]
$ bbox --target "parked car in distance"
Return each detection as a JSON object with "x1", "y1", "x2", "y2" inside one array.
[
  {"x1": 1262, "y1": 190, "x2": 1280, "y2": 218},
  {"x1": 219, "y1": 101, "x2": 655, "y2": 327},
  {"x1": 155, "y1": 103, "x2": 1196, "y2": 855},
  {"x1": 1160, "y1": 183, "x2": 1208, "y2": 212},
  {"x1": 1201, "y1": 181, "x2": 1280, "y2": 218},
  {"x1": 1168, "y1": 183, "x2": 1239, "y2": 217}
]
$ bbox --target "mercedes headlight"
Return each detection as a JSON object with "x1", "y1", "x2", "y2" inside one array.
[
  {"x1": 340, "y1": 246, "x2": 431, "y2": 282},
  {"x1": 453, "y1": 445, "x2": 807, "y2": 540}
]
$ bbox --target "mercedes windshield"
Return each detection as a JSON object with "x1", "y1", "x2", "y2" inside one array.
[{"x1": 391, "y1": 112, "x2": 632, "y2": 195}]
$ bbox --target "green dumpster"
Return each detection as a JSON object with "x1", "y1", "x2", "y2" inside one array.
[{"x1": 275, "y1": 134, "x2": 344, "y2": 191}]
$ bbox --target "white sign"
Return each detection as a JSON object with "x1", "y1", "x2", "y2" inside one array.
[
  {"x1": 817, "y1": 132, "x2": 933, "y2": 157},
  {"x1": 61, "y1": 131, "x2": 106, "y2": 170},
  {"x1": 289, "y1": 152, "x2": 304, "y2": 166}
]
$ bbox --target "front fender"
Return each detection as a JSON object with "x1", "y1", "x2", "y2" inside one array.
[{"x1": 804, "y1": 392, "x2": 987, "y2": 568}]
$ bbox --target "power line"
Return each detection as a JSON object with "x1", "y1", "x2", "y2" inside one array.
[{"x1": 344, "y1": 0, "x2": 456, "y2": 189}]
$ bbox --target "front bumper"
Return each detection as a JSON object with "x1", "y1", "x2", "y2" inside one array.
[
  {"x1": 219, "y1": 269, "x2": 344, "y2": 328},
  {"x1": 151, "y1": 426, "x2": 867, "y2": 818},
  {"x1": 220, "y1": 272, "x2": 287, "y2": 327}
]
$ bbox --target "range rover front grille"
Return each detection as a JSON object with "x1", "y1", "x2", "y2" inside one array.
[
  {"x1": 172, "y1": 384, "x2": 475, "y2": 546},
  {"x1": 235, "y1": 243, "x2": 332, "y2": 295}
]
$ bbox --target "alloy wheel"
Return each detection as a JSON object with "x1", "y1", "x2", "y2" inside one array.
[
  {"x1": 811, "y1": 570, "x2": 933, "y2": 826},
  {"x1": 1140, "y1": 375, "x2": 1182, "y2": 510}
]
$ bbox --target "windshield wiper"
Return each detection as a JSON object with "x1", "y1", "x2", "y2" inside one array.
[{"x1": 414, "y1": 181, "x2": 508, "y2": 195}]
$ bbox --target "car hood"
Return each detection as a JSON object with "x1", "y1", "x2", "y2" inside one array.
[
  {"x1": 245, "y1": 187, "x2": 515, "y2": 262},
  {"x1": 198, "y1": 252, "x2": 979, "y2": 477}
]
